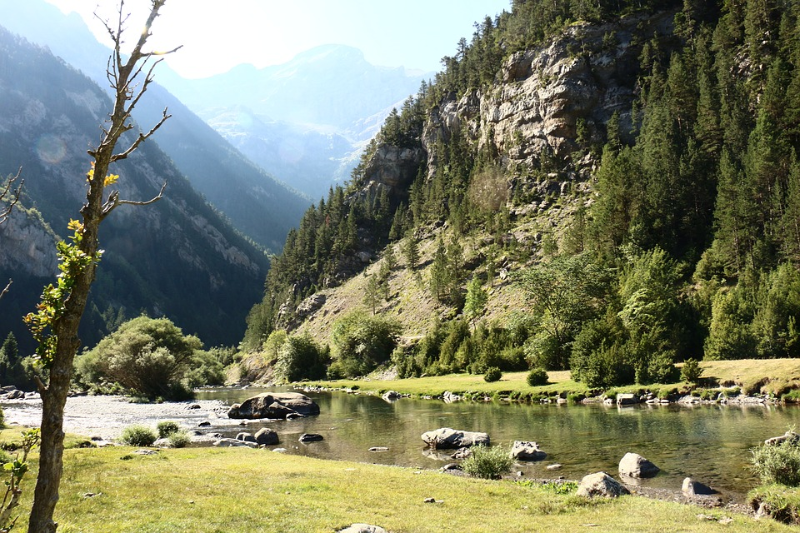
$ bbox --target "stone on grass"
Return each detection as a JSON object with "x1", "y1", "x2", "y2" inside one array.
[
  {"x1": 338, "y1": 524, "x2": 387, "y2": 533},
  {"x1": 421, "y1": 428, "x2": 489, "y2": 449},
  {"x1": 510, "y1": 441, "x2": 547, "y2": 461},
  {"x1": 577, "y1": 472, "x2": 630, "y2": 498},
  {"x1": 227, "y1": 392, "x2": 320, "y2": 420},
  {"x1": 619, "y1": 452, "x2": 660, "y2": 478},
  {"x1": 682, "y1": 477, "x2": 718, "y2": 497}
]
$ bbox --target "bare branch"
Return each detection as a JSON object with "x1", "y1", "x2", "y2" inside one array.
[
  {"x1": 0, "y1": 168, "x2": 23, "y2": 224},
  {"x1": 111, "y1": 108, "x2": 171, "y2": 163},
  {"x1": 0, "y1": 279, "x2": 10, "y2": 301},
  {"x1": 100, "y1": 181, "x2": 166, "y2": 220}
]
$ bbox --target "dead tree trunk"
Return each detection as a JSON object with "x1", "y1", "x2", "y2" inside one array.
[{"x1": 27, "y1": 2, "x2": 178, "y2": 531}]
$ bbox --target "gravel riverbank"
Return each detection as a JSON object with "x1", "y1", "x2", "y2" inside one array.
[{"x1": 1, "y1": 395, "x2": 231, "y2": 440}]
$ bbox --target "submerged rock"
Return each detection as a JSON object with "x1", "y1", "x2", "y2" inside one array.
[
  {"x1": 421, "y1": 428, "x2": 489, "y2": 449},
  {"x1": 227, "y1": 392, "x2": 320, "y2": 420}
]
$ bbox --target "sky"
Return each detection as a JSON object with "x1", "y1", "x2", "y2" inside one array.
[{"x1": 44, "y1": 0, "x2": 511, "y2": 78}]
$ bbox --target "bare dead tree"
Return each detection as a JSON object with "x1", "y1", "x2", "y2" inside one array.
[{"x1": 27, "y1": 2, "x2": 179, "y2": 531}]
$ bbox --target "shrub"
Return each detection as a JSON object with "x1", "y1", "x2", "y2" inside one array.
[
  {"x1": 119, "y1": 425, "x2": 157, "y2": 447},
  {"x1": 79, "y1": 316, "x2": 203, "y2": 400},
  {"x1": 681, "y1": 358, "x2": 703, "y2": 383},
  {"x1": 167, "y1": 431, "x2": 191, "y2": 448},
  {"x1": 526, "y1": 367, "x2": 549, "y2": 386},
  {"x1": 332, "y1": 311, "x2": 401, "y2": 377},
  {"x1": 156, "y1": 421, "x2": 181, "y2": 439},
  {"x1": 484, "y1": 367, "x2": 502, "y2": 382},
  {"x1": 274, "y1": 334, "x2": 329, "y2": 383},
  {"x1": 752, "y1": 440, "x2": 800, "y2": 487},
  {"x1": 461, "y1": 445, "x2": 514, "y2": 479}
]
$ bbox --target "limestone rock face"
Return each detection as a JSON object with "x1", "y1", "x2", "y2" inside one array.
[
  {"x1": 618, "y1": 452, "x2": 660, "y2": 478},
  {"x1": 577, "y1": 472, "x2": 630, "y2": 498},
  {"x1": 0, "y1": 206, "x2": 58, "y2": 278},
  {"x1": 227, "y1": 392, "x2": 320, "y2": 420},
  {"x1": 421, "y1": 428, "x2": 490, "y2": 449}
]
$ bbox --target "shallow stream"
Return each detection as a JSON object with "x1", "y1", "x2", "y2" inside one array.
[{"x1": 196, "y1": 387, "x2": 800, "y2": 497}]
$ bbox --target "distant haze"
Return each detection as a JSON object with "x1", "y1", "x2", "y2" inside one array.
[{"x1": 44, "y1": 0, "x2": 510, "y2": 78}]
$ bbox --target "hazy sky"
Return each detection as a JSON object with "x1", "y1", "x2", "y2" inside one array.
[{"x1": 44, "y1": 0, "x2": 510, "y2": 78}]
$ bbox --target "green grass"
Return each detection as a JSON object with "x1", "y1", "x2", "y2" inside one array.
[
  {"x1": 306, "y1": 359, "x2": 800, "y2": 401},
  {"x1": 749, "y1": 485, "x2": 800, "y2": 525},
  {"x1": 3, "y1": 447, "x2": 791, "y2": 532}
]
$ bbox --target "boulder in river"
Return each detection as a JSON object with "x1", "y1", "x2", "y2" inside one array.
[
  {"x1": 510, "y1": 441, "x2": 547, "y2": 461},
  {"x1": 299, "y1": 433, "x2": 324, "y2": 443},
  {"x1": 619, "y1": 452, "x2": 660, "y2": 478},
  {"x1": 227, "y1": 392, "x2": 320, "y2": 420},
  {"x1": 255, "y1": 428, "x2": 279, "y2": 446},
  {"x1": 577, "y1": 472, "x2": 630, "y2": 498},
  {"x1": 765, "y1": 430, "x2": 800, "y2": 446},
  {"x1": 421, "y1": 428, "x2": 489, "y2": 449}
]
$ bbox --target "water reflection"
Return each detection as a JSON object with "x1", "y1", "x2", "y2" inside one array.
[{"x1": 196, "y1": 387, "x2": 800, "y2": 495}]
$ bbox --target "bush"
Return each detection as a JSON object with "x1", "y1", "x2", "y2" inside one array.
[
  {"x1": 752, "y1": 440, "x2": 800, "y2": 487},
  {"x1": 484, "y1": 367, "x2": 502, "y2": 382},
  {"x1": 78, "y1": 316, "x2": 203, "y2": 400},
  {"x1": 526, "y1": 367, "x2": 549, "y2": 386},
  {"x1": 119, "y1": 425, "x2": 157, "y2": 447},
  {"x1": 167, "y1": 431, "x2": 191, "y2": 448},
  {"x1": 274, "y1": 334, "x2": 329, "y2": 383},
  {"x1": 332, "y1": 311, "x2": 401, "y2": 377},
  {"x1": 156, "y1": 421, "x2": 181, "y2": 439},
  {"x1": 462, "y1": 445, "x2": 514, "y2": 479},
  {"x1": 681, "y1": 358, "x2": 703, "y2": 384}
]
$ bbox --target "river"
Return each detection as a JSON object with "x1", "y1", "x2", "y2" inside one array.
[{"x1": 196, "y1": 387, "x2": 800, "y2": 497}]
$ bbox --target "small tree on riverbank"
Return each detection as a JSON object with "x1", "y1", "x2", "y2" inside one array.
[{"x1": 25, "y1": 2, "x2": 178, "y2": 531}]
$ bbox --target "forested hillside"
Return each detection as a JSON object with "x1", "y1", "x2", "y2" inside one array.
[
  {"x1": 241, "y1": 0, "x2": 800, "y2": 388},
  {"x1": 0, "y1": 27, "x2": 269, "y2": 352}
]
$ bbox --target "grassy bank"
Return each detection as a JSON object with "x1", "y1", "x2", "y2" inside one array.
[
  {"x1": 5, "y1": 446, "x2": 793, "y2": 532},
  {"x1": 305, "y1": 359, "x2": 800, "y2": 400}
]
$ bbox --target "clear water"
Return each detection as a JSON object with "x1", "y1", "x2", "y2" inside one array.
[{"x1": 196, "y1": 387, "x2": 800, "y2": 496}]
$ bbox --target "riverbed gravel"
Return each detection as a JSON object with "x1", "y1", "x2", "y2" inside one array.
[{"x1": 1, "y1": 395, "x2": 232, "y2": 440}]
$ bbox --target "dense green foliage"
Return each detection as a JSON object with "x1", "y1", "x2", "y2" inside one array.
[
  {"x1": 75, "y1": 316, "x2": 222, "y2": 400},
  {"x1": 242, "y1": 0, "x2": 800, "y2": 388},
  {"x1": 752, "y1": 441, "x2": 800, "y2": 487},
  {"x1": 329, "y1": 311, "x2": 401, "y2": 378}
]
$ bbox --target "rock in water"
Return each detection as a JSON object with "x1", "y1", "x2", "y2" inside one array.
[
  {"x1": 255, "y1": 428, "x2": 279, "y2": 446},
  {"x1": 299, "y1": 433, "x2": 324, "y2": 443},
  {"x1": 227, "y1": 392, "x2": 320, "y2": 419},
  {"x1": 618, "y1": 452, "x2": 660, "y2": 478},
  {"x1": 510, "y1": 441, "x2": 547, "y2": 461},
  {"x1": 577, "y1": 472, "x2": 630, "y2": 498},
  {"x1": 421, "y1": 428, "x2": 490, "y2": 449}
]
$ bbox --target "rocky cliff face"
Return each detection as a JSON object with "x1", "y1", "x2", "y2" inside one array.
[
  {"x1": 0, "y1": 207, "x2": 57, "y2": 278},
  {"x1": 361, "y1": 11, "x2": 676, "y2": 194}
]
